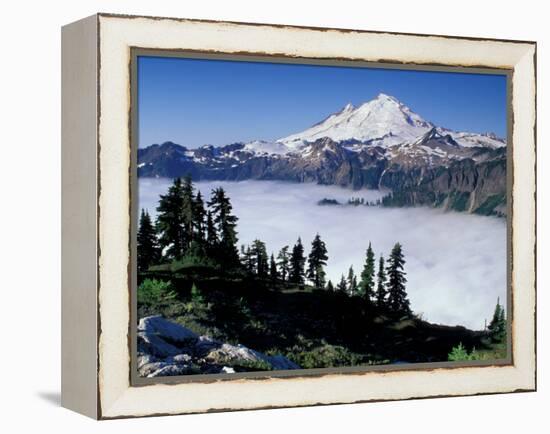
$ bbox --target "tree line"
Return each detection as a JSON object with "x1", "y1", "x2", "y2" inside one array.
[
  {"x1": 137, "y1": 176, "x2": 241, "y2": 272},
  {"x1": 138, "y1": 176, "x2": 412, "y2": 315}
]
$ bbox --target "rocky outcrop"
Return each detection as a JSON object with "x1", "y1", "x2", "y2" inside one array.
[
  {"x1": 137, "y1": 315, "x2": 300, "y2": 377},
  {"x1": 380, "y1": 151, "x2": 506, "y2": 215}
]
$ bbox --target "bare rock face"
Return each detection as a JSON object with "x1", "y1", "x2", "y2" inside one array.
[{"x1": 136, "y1": 315, "x2": 300, "y2": 378}]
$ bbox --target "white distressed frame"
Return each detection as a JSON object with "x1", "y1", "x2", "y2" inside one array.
[{"x1": 63, "y1": 13, "x2": 536, "y2": 419}]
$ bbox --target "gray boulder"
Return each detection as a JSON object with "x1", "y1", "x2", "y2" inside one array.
[
  {"x1": 205, "y1": 343, "x2": 300, "y2": 370},
  {"x1": 137, "y1": 331, "x2": 181, "y2": 358},
  {"x1": 138, "y1": 315, "x2": 198, "y2": 343},
  {"x1": 137, "y1": 315, "x2": 300, "y2": 377}
]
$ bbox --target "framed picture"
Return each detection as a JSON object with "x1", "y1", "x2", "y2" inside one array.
[{"x1": 61, "y1": 13, "x2": 536, "y2": 419}]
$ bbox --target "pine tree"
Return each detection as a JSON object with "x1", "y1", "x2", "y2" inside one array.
[
  {"x1": 137, "y1": 209, "x2": 160, "y2": 272},
  {"x1": 183, "y1": 189, "x2": 209, "y2": 259},
  {"x1": 207, "y1": 187, "x2": 239, "y2": 266},
  {"x1": 375, "y1": 255, "x2": 387, "y2": 307},
  {"x1": 326, "y1": 280, "x2": 335, "y2": 292},
  {"x1": 269, "y1": 253, "x2": 279, "y2": 281},
  {"x1": 156, "y1": 177, "x2": 185, "y2": 259},
  {"x1": 206, "y1": 210, "x2": 217, "y2": 250},
  {"x1": 315, "y1": 265, "x2": 327, "y2": 289},
  {"x1": 386, "y1": 243, "x2": 411, "y2": 315},
  {"x1": 487, "y1": 298, "x2": 506, "y2": 342},
  {"x1": 193, "y1": 190, "x2": 207, "y2": 243},
  {"x1": 277, "y1": 246, "x2": 290, "y2": 283},
  {"x1": 306, "y1": 234, "x2": 328, "y2": 288},
  {"x1": 336, "y1": 274, "x2": 348, "y2": 293},
  {"x1": 289, "y1": 237, "x2": 306, "y2": 286},
  {"x1": 347, "y1": 265, "x2": 358, "y2": 295},
  {"x1": 240, "y1": 245, "x2": 254, "y2": 273},
  {"x1": 359, "y1": 242, "x2": 376, "y2": 302},
  {"x1": 181, "y1": 175, "x2": 195, "y2": 251},
  {"x1": 251, "y1": 239, "x2": 268, "y2": 277}
]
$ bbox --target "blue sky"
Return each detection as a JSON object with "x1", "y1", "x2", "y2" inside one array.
[{"x1": 138, "y1": 56, "x2": 507, "y2": 148}]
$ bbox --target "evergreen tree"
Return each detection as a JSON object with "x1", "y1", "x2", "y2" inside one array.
[
  {"x1": 251, "y1": 239, "x2": 269, "y2": 277},
  {"x1": 208, "y1": 187, "x2": 239, "y2": 266},
  {"x1": 314, "y1": 265, "x2": 327, "y2": 289},
  {"x1": 375, "y1": 255, "x2": 387, "y2": 307},
  {"x1": 269, "y1": 253, "x2": 279, "y2": 281},
  {"x1": 347, "y1": 265, "x2": 358, "y2": 295},
  {"x1": 336, "y1": 274, "x2": 348, "y2": 293},
  {"x1": 240, "y1": 245, "x2": 254, "y2": 273},
  {"x1": 386, "y1": 243, "x2": 411, "y2": 315},
  {"x1": 326, "y1": 280, "x2": 335, "y2": 292},
  {"x1": 181, "y1": 175, "x2": 195, "y2": 251},
  {"x1": 487, "y1": 298, "x2": 506, "y2": 342},
  {"x1": 193, "y1": 190, "x2": 207, "y2": 243},
  {"x1": 137, "y1": 209, "x2": 160, "y2": 272},
  {"x1": 206, "y1": 210, "x2": 217, "y2": 250},
  {"x1": 359, "y1": 242, "x2": 376, "y2": 302},
  {"x1": 306, "y1": 234, "x2": 328, "y2": 288},
  {"x1": 183, "y1": 189, "x2": 209, "y2": 259},
  {"x1": 277, "y1": 246, "x2": 290, "y2": 283},
  {"x1": 156, "y1": 177, "x2": 185, "y2": 259},
  {"x1": 289, "y1": 237, "x2": 306, "y2": 286}
]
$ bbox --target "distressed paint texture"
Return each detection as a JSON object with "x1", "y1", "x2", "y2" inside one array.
[{"x1": 92, "y1": 14, "x2": 535, "y2": 419}]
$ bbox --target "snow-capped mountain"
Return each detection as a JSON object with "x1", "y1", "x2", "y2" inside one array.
[
  {"x1": 279, "y1": 93, "x2": 435, "y2": 149},
  {"x1": 138, "y1": 94, "x2": 507, "y2": 216},
  {"x1": 276, "y1": 93, "x2": 505, "y2": 151}
]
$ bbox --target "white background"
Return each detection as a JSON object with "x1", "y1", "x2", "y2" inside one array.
[{"x1": 0, "y1": 0, "x2": 546, "y2": 432}]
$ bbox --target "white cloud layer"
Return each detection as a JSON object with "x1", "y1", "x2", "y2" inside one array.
[{"x1": 139, "y1": 178, "x2": 507, "y2": 330}]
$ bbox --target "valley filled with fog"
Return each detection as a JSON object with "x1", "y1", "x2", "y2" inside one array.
[{"x1": 139, "y1": 178, "x2": 506, "y2": 330}]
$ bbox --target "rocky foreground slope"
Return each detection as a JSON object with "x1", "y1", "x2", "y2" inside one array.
[
  {"x1": 137, "y1": 315, "x2": 299, "y2": 377},
  {"x1": 138, "y1": 94, "x2": 507, "y2": 216}
]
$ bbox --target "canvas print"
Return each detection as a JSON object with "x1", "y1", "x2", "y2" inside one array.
[{"x1": 135, "y1": 55, "x2": 508, "y2": 379}]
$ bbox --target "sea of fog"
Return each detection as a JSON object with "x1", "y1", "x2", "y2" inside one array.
[{"x1": 139, "y1": 178, "x2": 507, "y2": 330}]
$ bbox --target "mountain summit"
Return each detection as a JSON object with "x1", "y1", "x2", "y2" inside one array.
[
  {"x1": 278, "y1": 93, "x2": 504, "y2": 151},
  {"x1": 279, "y1": 93, "x2": 435, "y2": 149}
]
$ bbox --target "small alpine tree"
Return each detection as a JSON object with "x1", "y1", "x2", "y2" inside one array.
[
  {"x1": 289, "y1": 237, "x2": 306, "y2": 286},
  {"x1": 347, "y1": 265, "x2": 358, "y2": 295},
  {"x1": 375, "y1": 255, "x2": 387, "y2": 307},
  {"x1": 251, "y1": 239, "x2": 269, "y2": 277},
  {"x1": 306, "y1": 234, "x2": 329, "y2": 288},
  {"x1": 336, "y1": 274, "x2": 348, "y2": 293},
  {"x1": 269, "y1": 253, "x2": 279, "y2": 282},
  {"x1": 193, "y1": 190, "x2": 207, "y2": 243},
  {"x1": 359, "y1": 242, "x2": 376, "y2": 302},
  {"x1": 240, "y1": 245, "x2": 255, "y2": 273},
  {"x1": 277, "y1": 246, "x2": 290, "y2": 283},
  {"x1": 326, "y1": 280, "x2": 335, "y2": 292},
  {"x1": 208, "y1": 187, "x2": 239, "y2": 267},
  {"x1": 156, "y1": 177, "x2": 185, "y2": 259},
  {"x1": 487, "y1": 297, "x2": 506, "y2": 343},
  {"x1": 386, "y1": 242, "x2": 411, "y2": 315},
  {"x1": 205, "y1": 210, "x2": 217, "y2": 252},
  {"x1": 137, "y1": 209, "x2": 160, "y2": 272},
  {"x1": 181, "y1": 175, "x2": 195, "y2": 251}
]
